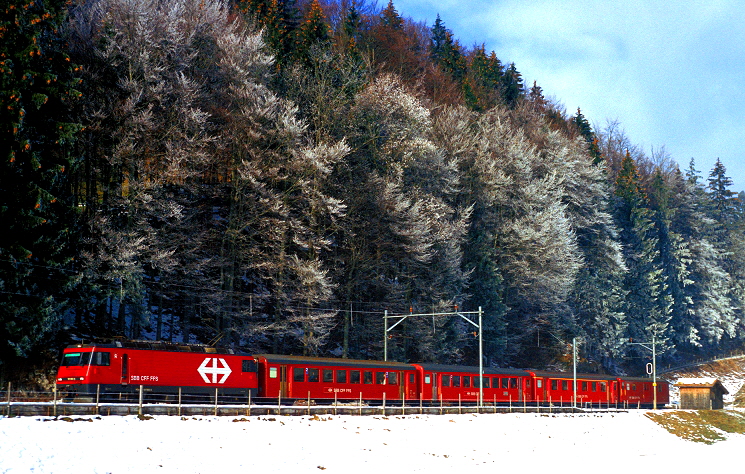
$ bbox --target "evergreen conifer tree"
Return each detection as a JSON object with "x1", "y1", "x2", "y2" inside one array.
[{"x1": 0, "y1": 0, "x2": 83, "y2": 371}]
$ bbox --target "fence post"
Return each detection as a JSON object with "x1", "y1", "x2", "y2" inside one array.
[
  {"x1": 138, "y1": 385, "x2": 143, "y2": 416},
  {"x1": 96, "y1": 385, "x2": 100, "y2": 415},
  {"x1": 247, "y1": 390, "x2": 251, "y2": 417},
  {"x1": 6, "y1": 382, "x2": 10, "y2": 417},
  {"x1": 214, "y1": 388, "x2": 219, "y2": 416},
  {"x1": 178, "y1": 387, "x2": 182, "y2": 416}
]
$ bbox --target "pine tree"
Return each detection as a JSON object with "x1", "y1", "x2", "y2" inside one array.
[
  {"x1": 707, "y1": 158, "x2": 736, "y2": 223},
  {"x1": 379, "y1": 0, "x2": 403, "y2": 29},
  {"x1": 501, "y1": 62, "x2": 523, "y2": 108},
  {"x1": 0, "y1": 0, "x2": 83, "y2": 371},
  {"x1": 572, "y1": 108, "x2": 602, "y2": 165},
  {"x1": 614, "y1": 152, "x2": 673, "y2": 358}
]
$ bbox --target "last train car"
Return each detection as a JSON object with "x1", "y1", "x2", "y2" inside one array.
[{"x1": 56, "y1": 341, "x2": 259, "y2": 399}]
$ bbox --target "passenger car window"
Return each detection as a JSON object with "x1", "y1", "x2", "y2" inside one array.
[
  {"x1": 363, "y1": 371, "x2": 373, "y2": 384},
  {"x1": 441, "y1": 375, "x2": 450, "y2": 387},
  {"x1": 293, "y1": 368, "x2": 305, "y2": 382},
  {"x1": 308, "y1": 368, "x2": 319, "y2": 382},
  {"x1": 389, "y1": 372, "x2": 398, "y2": 385},
  {"x1": 452, "y1": 376, "x2": 461, "y2": 388},
  {"x1": 376, "y1": 372, "x2": 386, "y2": 384},
  {"x1": 503, "y1": 378, "x2": 510, "y2": 389},
  {"x1": 551, "y1": 380, "x2": 558, "y2": 390},
  {"x1": 562, "y1": 380, "x2": 568, "y2": 391},
  {"x1": 350, "y1": 370, "x2": 360, "y2": 384},
  {"x1": 510, "y1": 378, "x2": 518, "y2": 389},
  {"x1": 323, "y1": 369, "x2": 333, "y2": 383},
  {"x1": 336, "y1": 370, "x2": 347, "y2": 383}
]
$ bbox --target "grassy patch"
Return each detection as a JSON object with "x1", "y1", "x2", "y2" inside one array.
[
  {"x1": 735, "y1": 385, "x2": 745, "y2": 408},
  {"x1": 646, "y1": 410, "x2": 745, "y2": 444}
]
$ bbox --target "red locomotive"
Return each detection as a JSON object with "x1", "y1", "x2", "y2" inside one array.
[
  {"x1": 56, "y1": 342, "x2": 669, "y2": 408},
  {"x1": 56, "y1": 341, "x2": 259, "y2": 400}
]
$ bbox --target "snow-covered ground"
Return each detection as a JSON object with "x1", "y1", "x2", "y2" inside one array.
[{"x1": 1, "y1": 411, "x2": 744, "y2": 473}]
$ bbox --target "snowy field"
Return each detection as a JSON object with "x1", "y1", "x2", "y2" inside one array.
[{"x1": 1, "y1": 411, "x2": 743, "y2": 473}]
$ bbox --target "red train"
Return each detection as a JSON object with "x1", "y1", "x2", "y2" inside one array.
[{"x1": 56, "y1": 341, "x2": 669, "y2": 408}]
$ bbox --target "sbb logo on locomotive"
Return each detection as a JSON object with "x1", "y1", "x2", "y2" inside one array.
[{"x1": 197, "y1": 357, "x2": 232, "y2": 384}]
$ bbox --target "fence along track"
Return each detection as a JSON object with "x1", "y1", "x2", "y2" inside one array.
[{"x1": 1, "y1": 389, "x2": 648, "y2": 418}]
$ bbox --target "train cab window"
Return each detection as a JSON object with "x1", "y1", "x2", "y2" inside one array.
[
  {"x1": 293, "y1": 368, "x2": 305, "y2": 382},
  {"x1": 592, "y1": 382, "x2": 597, "y2": 392},
  {"x1": 62, "y1": 352, "x2": 110, "y2": 366},
  {"x1": 242, "y1": 360, "x2": 258, "y2": 373},
  {"x1": 269, "y1": 367, "x2": 278, "y2": 379},
  {"x1": 389, "y1": 372, "x2": 398, "y2": 385},
  {"x1": 350, "y1": 370, "x2": 360, "y2": 384},
  {"x1": 308, "y1": 368, "x2": 319, "y2": 382},
  {"x1": 626, "y1": 383, "x2": 630, "y2": 390},
  {"x1": 337, "y1": 370, "x2": 347, "y2": 383},
  {"x1": 376, "y1": 372, "x2": 386, "y2": 385},
  {"x1": 551, "y1": 380, "x2": 558, "y2": 391},
  {"x1": 600, "y1": 382, "x2": 607, "y2": 392},
  {"x1": 526, "y1": 379, "x2": 531, "y2": 388},
  {"x1": 424, "y1": 374, "x2": 431, "y2": 384},
  {"x1": 536, "y1": 379, "x2": 542, "y2": 389},
  {"x1": 502, "y1": 378, "x2": 510, "y2": 389},
  {"x1": 323, "y1": 369, "x2": 334, "y2": 383},
  {"x1": 363, "y1": 371, "x2": 373, "y2": 384},
  {"x1": 441, "y1": 375, "x2": 450, "y2": 387},
  {"x1": 452, "y1": 376, "x2": 461, "y2": 388},
  {"x1": 463, "y1": 376, "x2": 471, "y2": 388},
  {"x1": 409, "y1": 373, "x2": 415, "y2": 384}
]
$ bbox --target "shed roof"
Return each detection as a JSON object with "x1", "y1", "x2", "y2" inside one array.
[{"x1": 675, "y1": 378, "x2": 729, "y2": 394}]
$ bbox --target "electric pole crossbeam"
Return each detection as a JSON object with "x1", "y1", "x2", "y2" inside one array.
[{"x1": 384, "y1": 307, "x2": 484, "y2": 406}]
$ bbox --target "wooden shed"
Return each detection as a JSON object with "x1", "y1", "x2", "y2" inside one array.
[{"x1": 675, "y1": 378, "x2": 729, "y2": 410}]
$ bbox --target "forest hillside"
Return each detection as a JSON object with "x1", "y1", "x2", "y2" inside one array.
[{"x1": 2, "y1": 0, "x2": 744, "y2": 384}]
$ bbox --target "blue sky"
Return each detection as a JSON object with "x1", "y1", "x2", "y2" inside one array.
[{"x1": 390, "y1": 0, "x2": 745, "y2": 193}]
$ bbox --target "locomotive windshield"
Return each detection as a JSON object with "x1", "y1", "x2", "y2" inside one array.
[{"x1": 61, "y1": 351, "x2": 111, "y2": 367}]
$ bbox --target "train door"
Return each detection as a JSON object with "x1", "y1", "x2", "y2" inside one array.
[
  {"x1": 280, "y1": 365, "x2": 288, "y2": 398},
  {"x1": 521, "y1": 378, "x2": 529, "y2": 402},
  {"x1": 120, "y1": 353, "x2": 129, "y2": 385}
]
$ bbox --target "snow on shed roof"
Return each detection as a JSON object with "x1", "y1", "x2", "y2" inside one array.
[{"x1": 675, "y1": 377, "x2": 729, "y2": 393}]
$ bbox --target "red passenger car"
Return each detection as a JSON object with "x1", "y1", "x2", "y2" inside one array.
[
  {"x1": 56, "y1": 341, "x2": 259, "y2": 399},
  {"x1": 255, "y1": 354, "x2": 419, "y2": 402},
  {"x1": 413, "y1": 364, "x2": 530, "y2": 404},
  {"x1": 528, "y1": 371, "x2": 619, "y2": 407}
]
